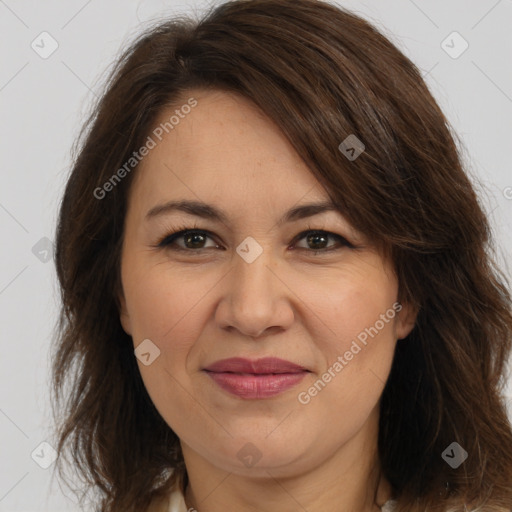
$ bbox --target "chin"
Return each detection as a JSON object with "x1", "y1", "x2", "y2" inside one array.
[{"x1": 204, "y1": 434, "x2": 315, "y2": 476}]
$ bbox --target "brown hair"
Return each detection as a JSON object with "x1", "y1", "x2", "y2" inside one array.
[{"x1": 51, "y1": 1, "x2": 512, "y2": 511}]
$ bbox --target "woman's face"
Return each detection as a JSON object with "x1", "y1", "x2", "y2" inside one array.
[{"x1": 119, "y1": 89, "x2": 415, "y2": 478}]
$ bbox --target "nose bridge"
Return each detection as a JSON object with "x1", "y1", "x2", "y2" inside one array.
[
  {"x1": 219, "y1": 237, "x2": 293, "y2": 337},
  {"x1": 233, "y1": 240, "x2": 275, "y2": 309}
]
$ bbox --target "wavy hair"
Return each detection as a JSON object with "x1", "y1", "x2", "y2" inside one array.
[{"x1": 51, "y1": 1, "x2": 512, "y2": 511}]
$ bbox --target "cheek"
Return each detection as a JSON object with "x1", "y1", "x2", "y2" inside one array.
[
  {"x1": 122, "y1": 258, "x2": 217, "y2": 344},
  {"x1": 122, "y1": 261, "x2": 215, "y2": 429},
  {"x1": 302, "y1": 259, "x2": 398, "y2": 352},
  {"x1": 295, "y1": 260, "x2": 398, "y2": 413},
  {"x1": 122, "y1": 259, "x2": 225, "y2": 412}
]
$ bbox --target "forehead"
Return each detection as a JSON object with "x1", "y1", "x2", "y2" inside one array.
[{"x1": 127, "y1": 89, "x2": 329, "y2": 215}]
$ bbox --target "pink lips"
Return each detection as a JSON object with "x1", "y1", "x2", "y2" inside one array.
[{"x1": 203, "y1": 357, "x2": 309, "y2": 399}]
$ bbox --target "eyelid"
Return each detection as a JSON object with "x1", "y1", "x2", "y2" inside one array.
[
  {"x1": 154, "y1": 223, "x2": 355, "y2": 254},
  {"x1": 166, "y1": 231, "x2": 218, "y2": 247},
  {"x1": 292, "y1": 229, "x2": 354, "y2": 250},
  {"x1": 155, "y1": 223, "x2": 218, "y2": 249}
]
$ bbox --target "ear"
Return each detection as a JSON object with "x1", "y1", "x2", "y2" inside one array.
[
  {"x1": 394, "y1": 300, "x2": 418, "y2": 340},
  {"x1": 118, "y1": 288, "x2": 132, "y2": 336}
]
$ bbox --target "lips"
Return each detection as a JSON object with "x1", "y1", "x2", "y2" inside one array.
[
  {"x1": 203, "y1": 357, "x2": 310, "y2": 399},
  {"x1": 203, "y1": 357, "x2": 308, "y2": 374}
]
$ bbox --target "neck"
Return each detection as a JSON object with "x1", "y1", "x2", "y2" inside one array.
[{"x1": 181, "y1": 407, "x2": 392, "y2": 512}]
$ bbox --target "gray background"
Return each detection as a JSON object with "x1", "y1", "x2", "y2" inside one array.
[{"x1": 1, "y1": 0, "x2": 511, "y2": 510}]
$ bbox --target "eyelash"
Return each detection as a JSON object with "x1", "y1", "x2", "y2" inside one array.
[{"x1": 154, "y1": 222, "x2": 355, "y2": 256}]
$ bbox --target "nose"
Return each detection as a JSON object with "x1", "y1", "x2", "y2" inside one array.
[{"x1": 215, "y1": 244, "x2": 295, "y2": 339}]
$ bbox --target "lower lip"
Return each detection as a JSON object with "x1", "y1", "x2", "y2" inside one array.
[{"x1": 204, "y1": 371, "x2": 308, "y2": 399}]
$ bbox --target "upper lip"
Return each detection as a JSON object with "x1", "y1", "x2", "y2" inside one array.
[{"x1": 203, "y1": 357, "x2": 309, "y2": 374}]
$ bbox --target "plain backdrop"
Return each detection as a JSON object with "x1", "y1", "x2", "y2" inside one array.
[{"x1": 0, "y1": 0, "x2": 511, "y2": 510}]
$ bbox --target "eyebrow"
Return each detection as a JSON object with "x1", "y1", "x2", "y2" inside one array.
[{"x1": 145, "y1": 199, "x2": 341, "y2": 226}]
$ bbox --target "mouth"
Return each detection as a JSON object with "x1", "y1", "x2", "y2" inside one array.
[{"x1": 202, "y1": 357, "x2": 310, "y2": 399}]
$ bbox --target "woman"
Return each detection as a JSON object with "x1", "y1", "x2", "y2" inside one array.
[{"x1": 50, "y1": 1, "x2": 512, "y2": 511}]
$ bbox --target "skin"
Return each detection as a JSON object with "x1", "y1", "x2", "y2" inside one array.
[{"x1": 118, "y1": 89, "x2": 417, "y2": 512}]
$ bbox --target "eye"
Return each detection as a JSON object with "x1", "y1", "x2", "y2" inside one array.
[
  {"x1": 292, "y1": 230, "x2": 353, "y2": 253},
  {"x1": 156, "y1": 226, "x2": 354, "y2": 255},
  {"x1": 157, "y1": 228, "x2": 220, "y2": 251}
]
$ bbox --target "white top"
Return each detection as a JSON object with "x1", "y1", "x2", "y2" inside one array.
[
  {"x1": 166, "y1": 487, "x2": 188, "y2": 512},
  {"x1": 165, "y1": 487, "x2": 397, "y2": 511}
]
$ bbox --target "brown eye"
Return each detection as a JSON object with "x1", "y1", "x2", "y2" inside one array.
[
  {"x1": 293, "y1": 230, "x2": 353, "y2": 252},
  {"x1": 158, "y1": 230, "x2": 218, "y2": 251},
  {"x1": 157, "y1": 228, "x2": 352, "y2": 254},
  {"x1": 182, "y1": 232, "x2": 208, "y2": 249}
]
